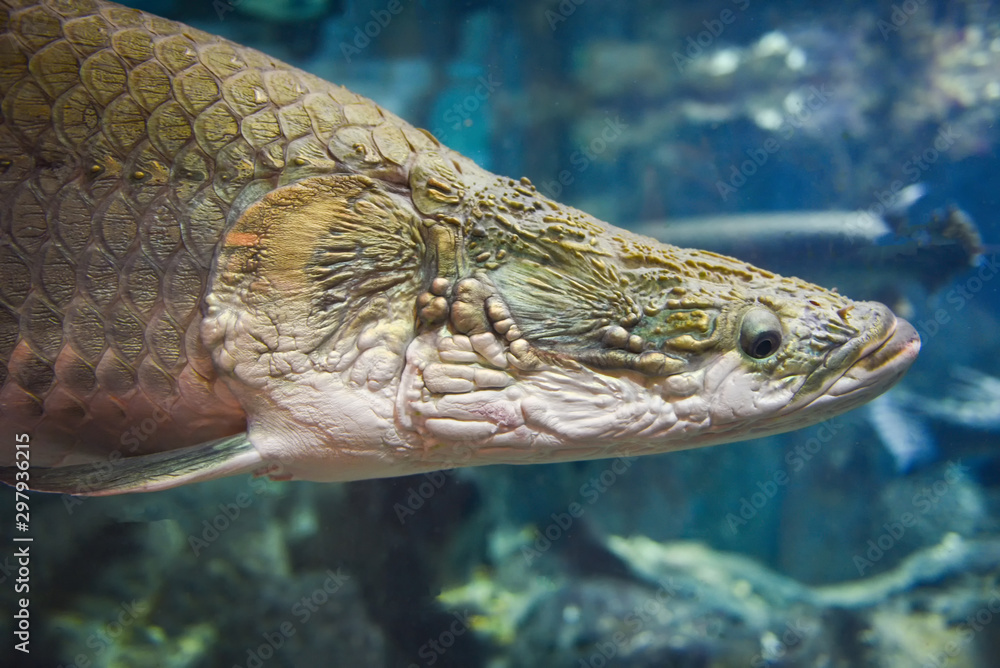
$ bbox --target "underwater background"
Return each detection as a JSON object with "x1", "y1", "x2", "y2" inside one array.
[{"x1": 3, "y1": 0, "x2": 1000, "y2": 666}]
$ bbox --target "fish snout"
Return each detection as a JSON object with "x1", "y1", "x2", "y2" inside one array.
[
  {"x1": 826, "y1": 302, "x2": 920, "y2": 399},
  {"x1": 851, "y1": 314, "x2": 920, "y2": 376}
]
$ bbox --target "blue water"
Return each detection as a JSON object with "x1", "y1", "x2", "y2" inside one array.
[{"x1": 4, "y1": 1, "x2": 1000, "y2": 666}]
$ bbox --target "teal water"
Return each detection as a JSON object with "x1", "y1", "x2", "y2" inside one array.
[{"x1": 4, "y1": 1, "x2": 1000, "y2": 666}]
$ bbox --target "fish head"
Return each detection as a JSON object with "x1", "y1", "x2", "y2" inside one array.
[
  {"x1": 204, "y1": 170, "x2": 921, "y2": 479},
  {"x1": 434, "y1": 180, "x2": 923, "y2": 462}
]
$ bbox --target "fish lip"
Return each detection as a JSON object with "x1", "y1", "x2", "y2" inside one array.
[
  {"x1": 787, "y1": 317, "x2": 920, "y2": 424},
  {"x1": 826, "y1": 317, "x2": 921, "y2": 399},
  {"x1": 862, "y1": 318, "x2": 921, "y2": 369}
]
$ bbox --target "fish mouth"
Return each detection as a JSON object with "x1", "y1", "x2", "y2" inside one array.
[
  {"x1": 825, "y1": 316, "x2": 920, "y2": 400},
  {"x1": 801, "y1": 313, "x2": 921, "y2": 416}
]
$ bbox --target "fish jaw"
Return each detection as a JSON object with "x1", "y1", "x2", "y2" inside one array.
[{"x1": 388, "y1": 308, "x2": 920, "y2": 471}]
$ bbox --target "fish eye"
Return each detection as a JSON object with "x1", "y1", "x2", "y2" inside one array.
[{"x1": 739, "y1": 308, "x2": 782, "y2": 359}]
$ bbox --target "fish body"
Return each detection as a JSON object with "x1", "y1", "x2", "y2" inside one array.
[{"x1": 0, "y1": 0, "x2": 919, "y2": 494}]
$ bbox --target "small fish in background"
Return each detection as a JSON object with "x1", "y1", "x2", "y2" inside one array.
[
  {"x1": 897, "y1": 367, "x2": 1000, "y2": 432},
  {"x1": 633, "y1": 184, "x2": 986, "y2": 304},
  {"x1": 865, "y1": 392, "x2": 937, "y2": 473},
  {"x1": 879, "y1": 183, "x2": 983, "y2": 264},
  {"x1": 883, "y1": 183, "x2": 929, "y2": 218}
]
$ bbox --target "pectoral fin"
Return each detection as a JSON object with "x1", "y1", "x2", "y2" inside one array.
[{"x1": 0, "y1": 434, "x2": 263, "y2": 496}]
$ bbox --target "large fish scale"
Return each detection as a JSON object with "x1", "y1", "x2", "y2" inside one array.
[{"x1": 0, "y1": 0, "x2": 427, "y2": 467}]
